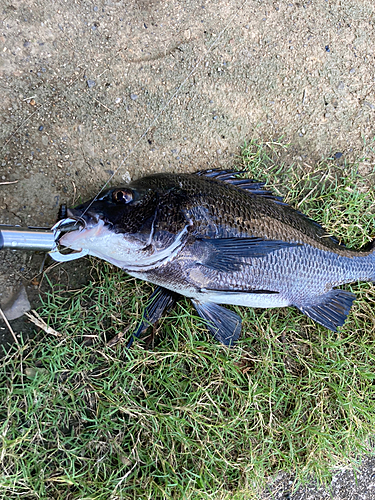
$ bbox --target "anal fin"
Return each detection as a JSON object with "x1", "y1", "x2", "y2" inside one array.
[
  {"x1": 297, "y1": 290, "x2": 356, "y2": 332},
  {"x1": 192, "y1": 300, "x2": 242, "y2": 347}
]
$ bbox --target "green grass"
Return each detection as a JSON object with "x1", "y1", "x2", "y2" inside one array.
[{"x1": 1, "y1": 140, "x2": 375, "y2": 499}]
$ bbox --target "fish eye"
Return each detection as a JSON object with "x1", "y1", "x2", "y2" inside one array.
[{"x1": 112, "y1": 188, "x2": 133, "y2": 204}]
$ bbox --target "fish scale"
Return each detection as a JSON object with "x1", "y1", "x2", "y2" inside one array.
[{"x1": 59, "y1": 169, "x2": 375, "y2": 346}]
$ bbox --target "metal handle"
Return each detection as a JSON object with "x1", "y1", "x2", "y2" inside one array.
[
  {"x1": 0, "y1": 219, "x2": 87, "y2": 262},
  {"x1": 0, "y1": 225, "x2": 55, "y2": 251}
]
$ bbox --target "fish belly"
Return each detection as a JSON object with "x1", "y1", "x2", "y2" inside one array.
[{"x1": 202, "y1": 291, "x2": 291, "y2": 308}]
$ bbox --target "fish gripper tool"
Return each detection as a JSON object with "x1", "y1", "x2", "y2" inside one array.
[{"x1": 0, "y1": 218, "x2": 88, "y2": 262}]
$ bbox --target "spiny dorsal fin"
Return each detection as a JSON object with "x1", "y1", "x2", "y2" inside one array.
[{"x1": 195, "y1": 168, "x2": 285, "y2": 204}]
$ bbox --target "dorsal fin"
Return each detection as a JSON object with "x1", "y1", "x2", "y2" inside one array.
[{"x1": 194, "y1": 168, "x2": 285, "y2": 204}]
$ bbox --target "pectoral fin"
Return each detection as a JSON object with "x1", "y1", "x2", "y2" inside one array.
[
  {"x1": 201, "y1": 237, "x2": 300, "y2": 272},
  {"x1": 126, "y1": 286, "x2": 178, "y2": 348},
  {"x1": 192, "y1": 300, "x2": 242, "y2": 347},
  {"x1": 297, "y1": 290, "x2": 356, "y2": 332}
]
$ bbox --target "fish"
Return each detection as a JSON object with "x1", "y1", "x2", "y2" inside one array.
[{"x1": 59, "y1": 169, "x2": 375, "y2": 347}]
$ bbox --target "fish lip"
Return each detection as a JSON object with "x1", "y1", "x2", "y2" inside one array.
[
  {"x1": 66, "y1": 208, "x2": 118, "y2": 233},
  {"x1": 66, "y1": 208, "x2": 98, "y2": 228}
]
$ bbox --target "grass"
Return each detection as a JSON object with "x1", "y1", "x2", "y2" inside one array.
[{"x1": 1, "y1": 140, "x2": 375, "y2": 499}]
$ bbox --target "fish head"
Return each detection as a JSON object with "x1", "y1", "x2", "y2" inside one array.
[{"x1": 59, "y1": 185, "x2": 159, "y2": 268}]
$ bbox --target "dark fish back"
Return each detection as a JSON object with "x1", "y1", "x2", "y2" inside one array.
[{"x1": 131, "y1": 172, "x2": 365, "y2": 257}]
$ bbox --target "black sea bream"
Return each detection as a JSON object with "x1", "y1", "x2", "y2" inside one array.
[{"x1": 59, "y1": 170, "x2": 375, "y2": 346}]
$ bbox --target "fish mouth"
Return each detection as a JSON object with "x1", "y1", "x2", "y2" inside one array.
[
  {"x1": 66, "y1": 208, "x2": 99, "y2": 229},
  {"x1": 58, "y1": 214, "x2": 109, "y2": 250},
  {"x1": 57, "y1": 208, "x2": 107, "y2": 248}
]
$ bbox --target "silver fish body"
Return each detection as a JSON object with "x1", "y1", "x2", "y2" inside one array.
[{"x1": 59, "y1": 170, "x2": 375, "y2": 346}]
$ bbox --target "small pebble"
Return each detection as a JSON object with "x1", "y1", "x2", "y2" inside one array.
[
  {"x1": 337, "y1": 81, "x2": 345, "y2": 90},
  {"x1": 87, "y1": 79, "x2": 96, "y2": 88},
  {"x1": 334, "y1": 152, "x2": 343, "y2": 159},
  {"x1": 130, "y1": 94, "x2": 138, "y2": 100},
  {"x1": 325, "y1": 45, "x2": 330, "y2": 52},
  {"x1": 38, "y1": 125, "x2": 44, "y2": 131},
  {"x1": 349, "y1": 68, "x2": 356, "y2": 74}
]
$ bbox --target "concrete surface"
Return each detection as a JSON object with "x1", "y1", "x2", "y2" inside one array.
[
  {"x1": 264, "y1": 456, "x2": 375, "y2": 499},
  {"x1": 1, "y1": 0, "x2": 375, "y2": 497}
]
